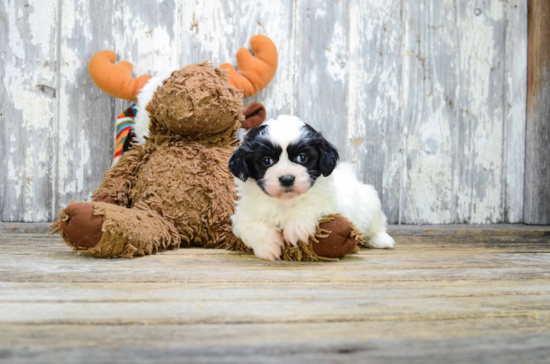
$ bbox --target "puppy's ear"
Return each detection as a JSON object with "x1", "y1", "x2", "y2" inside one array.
[
  {"x1": 241, "y1": 101, "x2": 266, "y2": 129},
  {"x1": 229, "y1": 148, "x2": 250, "y2": 181},
  {"x1": 318, "y1": 138, "x2": 339, "y2": 177}
]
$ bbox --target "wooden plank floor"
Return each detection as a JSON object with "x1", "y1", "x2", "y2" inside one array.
[{"x1": 0, "y1": 224, "x2": 549, "y2": 364}]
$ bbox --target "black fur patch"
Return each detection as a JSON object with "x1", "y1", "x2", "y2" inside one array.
[
  {"x1": 288, "y1": 124, "x2": 339, "y2": 180},
  {"x1": 229, "y1": 125, "x2": 282, "y2": 192}
]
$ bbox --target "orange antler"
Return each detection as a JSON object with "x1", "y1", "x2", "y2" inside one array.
[
  {"x1": 88, "y1": 50, "x2": 152, "y2": 102},
  {"x1": 220, "y1": 35, "x2": 278, "y2": 98}
]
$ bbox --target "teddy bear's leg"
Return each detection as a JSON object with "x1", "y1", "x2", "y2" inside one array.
[
  {"x1": 51, "y1": 201, "x2": 180, "y2": 258},
  {"x1": 281, "y1": 215, "x2": 361, "y2": 261}
]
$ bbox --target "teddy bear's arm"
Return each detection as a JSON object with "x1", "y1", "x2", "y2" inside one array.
[{"x1": 91, "y1": 143, "x2": 154, "y2": 207}]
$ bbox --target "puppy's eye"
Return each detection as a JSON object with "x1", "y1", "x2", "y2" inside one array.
[
  {"x1": 295, "y1": 154, "x2": 308, "y2": 163},
  {"x1": 262, "y1": 157, "x2": 274, "y2": 166}
]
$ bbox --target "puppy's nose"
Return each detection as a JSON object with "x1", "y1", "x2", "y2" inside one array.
[{"x1": 279, "y1": 175, "x2": 295, "y2": 187}]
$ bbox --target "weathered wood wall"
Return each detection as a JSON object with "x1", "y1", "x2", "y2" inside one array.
[
  {"x1": 524, "y1": 0, "x2": 550, "y2": 225},
  {"x1": 0, "y1": 0, "x2": 529, "y2": 224}
]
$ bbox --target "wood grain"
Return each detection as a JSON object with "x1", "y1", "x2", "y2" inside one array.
[
  {"x1": 524, "y1": 0, "x2": 550, "y2": 224},
  {"x1": 0, "y1": 0, "x2": 58, "y2": 222},
  {"x1": 401, "y1": 0, "x2": 457, "y2": 224},
  {"x1": 294, "y1": 0, "x2": 349, "y2": 153},
  {"x1": 455, "y1": 1, "x2": 508, "y2": 224},
  {"x1": 55, "y1": 0, "x2": 119, "y2": 213},
  {"x1": 347, "y1": 0, "x2": 402, "y2": 223},
  {"x1": 1, "y1": 324, "x2": 549, "y2": 364},
  {"x1": 504, "y1": 0, "x2": 527, "y2": 223},
  {"x1": 0, "y1": 229, "x2": 549, "y2": 363}
]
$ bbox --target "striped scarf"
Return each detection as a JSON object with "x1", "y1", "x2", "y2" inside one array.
[{"x1": 112, "y1": 105, "x2": 137, "y2": 166}]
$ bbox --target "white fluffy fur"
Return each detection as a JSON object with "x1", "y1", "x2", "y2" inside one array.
[
  {"x1": 263, "y1": 115, "x2": 304, "y2": 149},
  {"x1": 132, "y1": 72, "x2": 171, "y2": 145},
  {"x1": 231, "y1": 116, "x2": 395, "y2": 261}
]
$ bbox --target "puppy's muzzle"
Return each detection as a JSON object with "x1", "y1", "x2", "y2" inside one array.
[{"x1": 279, "y1": 175, "x2": 295, "y2": 187}]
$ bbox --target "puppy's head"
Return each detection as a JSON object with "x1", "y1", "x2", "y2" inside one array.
[{"x1": 229, "y1": 115, "x2": 338, "y2": 200}]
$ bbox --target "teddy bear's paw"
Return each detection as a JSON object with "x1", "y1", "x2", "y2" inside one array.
[
  {"x1": 312, "y1": 215, "x2": 358, "y2": 258},
  {"x1": 252, "y1": 231, "x2": 284, "y2": 261},
  {"x1": 283, "y1": 218, "x2": 317, "y2": 247},
  {"x1": 367, "y1": 231, "x2": 395, "y2": 249},
  {"x1": 60, "y1": 202, "x2": 104, "y2": 249}
]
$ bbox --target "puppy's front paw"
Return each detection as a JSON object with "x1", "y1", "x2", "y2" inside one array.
[
  {"x1": 283, "y1": 218, "x2": 317, "y2": 246},
  {"x1": 252, "y1": 231, "x2": 284, "y2": 261},
  {"x1": 368, "y1": 232, "x2": 395, "y2": 249}
]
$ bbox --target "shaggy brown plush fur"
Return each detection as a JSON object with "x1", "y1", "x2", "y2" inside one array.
[{"x1": 147, "y1": 63, "x2": 244, "y2": 139}]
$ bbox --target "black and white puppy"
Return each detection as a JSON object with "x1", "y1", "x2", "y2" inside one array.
[{"x1": 229, "y1": 115, "x2": 394, "y2": 261}]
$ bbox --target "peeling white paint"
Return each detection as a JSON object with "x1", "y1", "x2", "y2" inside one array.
[
  {"x1": 1, "y1": 0, "x2": 527, "y2": 224},
  {"x1": 75, "y1": 129, "x2": 91, "y2": 194},
  {"x1": 454, "y1": 0, "x2": 506, "y2": 223},
  {"x1": 23, "y1": 144, "x2": 36, "y2": 222},
  {"x1": 120, "y1": 16, "x2": 178, "y2": 75},
  {"x1": 504, "y1": 0, "x2": 527, "y2": 223},
  {"x1": 7, "y1": 160, "x2": 22, "y2": 199},
  {"x1": 325, "y1": 22, "x2": 346, "y2": 83},
  {"x1": 57, "y1": 0, "x2": 90, "y2": 201},
  {"x1": 346, "y1": 0, "x2": 403, "y2": 222},
  {"x1": 399, "y1": 0, "x2": 458, "y2": 224},
  {"x1": 180, "y1": 0, "x2": 296, "y2": 115},
  {"x1": 4, "y1": 65, "x2": 53, "y2": 130},
  {"x1": 315, "y1": 7, "x2": 327, "y2": 19},
  {"x1": 6, "y1": 1, "x2": 25, "y2": 60},
  {"x1": 28, "y1": 0, "x2": 57, "y2": 55},
  {"x1": 61, "y1": 0, "x2": 76, "y2": 39},
  {"x1": 57, "y1": 83, "x2": 71, "y2": 195},
  {"x1": 2, "y1": 0, "x2": 56, "y2": 222}
]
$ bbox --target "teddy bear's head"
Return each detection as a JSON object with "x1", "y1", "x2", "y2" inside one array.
[
  {"x1": 144, "y1": 62, "x2": 244, "y2": 138},
  {"x1": 88, "y1": 35, "x2": 277, "y2": 144}
]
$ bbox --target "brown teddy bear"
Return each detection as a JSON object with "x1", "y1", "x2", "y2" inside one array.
[{"x1": 50, "y1": 35, "x2": 361, "y2": 261}]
